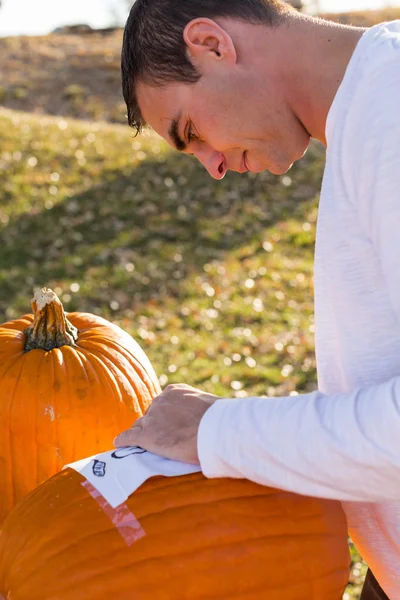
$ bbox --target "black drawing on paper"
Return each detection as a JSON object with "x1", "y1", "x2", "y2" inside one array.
[
  {"x1": 92, "y1": 459, "x2": 107, "y2": 477},
  {"x1": 111, "y1": 446, "x2": 147, "y2": 460}
]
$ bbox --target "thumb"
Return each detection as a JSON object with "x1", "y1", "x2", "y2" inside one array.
[{"x1": 114, "y1": 424, "x2": 142, "y2": 448}]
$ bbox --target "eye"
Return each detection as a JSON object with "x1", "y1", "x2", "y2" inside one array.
[{"x1": 187, "y1": 122, "x2": 199, "y2": 144}]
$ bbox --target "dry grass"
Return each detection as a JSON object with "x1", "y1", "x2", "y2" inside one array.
[
  {"x1": 0, "y1": 31, "x2": 125, "y2": 123},
  {"x1": 1, "y1": 8, "x2": 399, "y2": 124}
]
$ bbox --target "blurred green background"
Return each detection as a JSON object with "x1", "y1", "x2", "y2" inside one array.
[{"x1": 2, "y1": 3, "x2": 400, "y2": 598}]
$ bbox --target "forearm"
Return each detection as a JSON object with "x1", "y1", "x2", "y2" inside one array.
[{"x1": 198, "y1": 378, "x2": 400, "y2": 501}]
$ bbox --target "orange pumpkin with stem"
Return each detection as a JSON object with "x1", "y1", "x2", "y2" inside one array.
[{"x1": 0, "y1": 288, "x2": 160, "y2": 522}]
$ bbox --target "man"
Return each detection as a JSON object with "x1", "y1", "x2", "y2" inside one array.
[{"x1": 115, "y1": 1, "x2": 400, "y2": 597}]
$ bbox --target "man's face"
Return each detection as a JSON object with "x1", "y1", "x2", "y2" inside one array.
[{"x1": 137, "y1": 33, "x2": 311, "y2": 179}]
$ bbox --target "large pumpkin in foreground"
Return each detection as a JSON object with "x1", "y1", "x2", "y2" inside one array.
[
  {"x1": 0, "y1": 288, "x2": 161, "y2": 522},
  {"x1": 0, "y1": 467, "x2": 350, "y2": 599}
]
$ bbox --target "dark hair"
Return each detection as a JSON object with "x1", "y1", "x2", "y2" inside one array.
[{"x1": 121, "y1": 0, "x2": 290, "y2": 135}]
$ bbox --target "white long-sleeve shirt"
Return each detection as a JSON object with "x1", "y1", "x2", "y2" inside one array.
[{"x1": 198, "y1": 21, "x2": 400, "y2": 597}]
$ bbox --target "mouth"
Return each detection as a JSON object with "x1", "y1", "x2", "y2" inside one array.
[{"x1": 241, "y1": 151, "x2": 249, "y2": 173}]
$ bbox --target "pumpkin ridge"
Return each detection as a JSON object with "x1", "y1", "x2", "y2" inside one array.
[
  {"x1": 79, "y1": 336, "x2": 160, "y2": 397},
  {"x1": 0, "y1": 350, "x2": 26, "y2": 381},
  {"x1": 111, "y1": 338, "x2": 161, "y2": 386},
  {"x1": 79, "y1": 328, "x2": 158, "y2": 367},
  {"x1": 56, "y1": 344, "x2": 128, "y2": 438},
  {"x1": 0, "y1": 314, "x2": 33, "y2": 331},
  {"x1": 0, "y1": 331, "x2": 27, "y2": 374},
  {"x1": 70, "y1": 346, "x2": 126, "y2": 405},
  {"x1": 21, "y1": 522, "x2": 336, "y2": 592},
  {"x1": 24, "y1": 521, "x2": 112, "y2": 573},
  {"x1": 33, "y1": 350, "x2": 43, "y2": 490},
  {"x1": 58, "y1": 344, "x2": 147, "y2": 439},
  {"x1": 3, "y1": 351, "x2": 29, "y2": 512},
  {"x1": 130, "y1": 491, "x2": 276, "y2": 519},
  {"x1": 50, "y1": 346, "x2": 64, "y2": 472},
  {"x1": 68, "y1": 529, "x2": 346, "y2": 600},
  {"x1": 77, "y1": 345, "x2": 154, "y2": 413},
  {"x1": 121, "y1": 506, "x2": 345, "y2": 547}
]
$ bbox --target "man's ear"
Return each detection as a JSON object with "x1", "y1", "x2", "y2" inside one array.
[{"x1": 183, "y1": 18, "x2": 237, "y2": 71}]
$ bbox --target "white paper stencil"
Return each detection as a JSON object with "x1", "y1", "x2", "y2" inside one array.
[{"x1": 65, "y1": 447, "x2": 202, "y2": 508}]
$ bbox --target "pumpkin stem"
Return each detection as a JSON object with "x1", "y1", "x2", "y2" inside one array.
[{"x1": 24, "y1": 288, "x2": 78, "y2": 351}]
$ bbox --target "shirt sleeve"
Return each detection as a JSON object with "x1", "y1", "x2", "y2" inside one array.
[
  {"x1": 198, "y1": 40, "x2": 400, "y2": 503},
  {"x1": 347, "y1": 48, "x2": 400, "y2": 317},
  {"x1": 198, "y1": 380, "x2": 400, "y2": 502}
]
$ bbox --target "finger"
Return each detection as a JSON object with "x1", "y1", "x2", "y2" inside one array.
[
  {"x1": 198, "y1": 393, "x2": 217, "y2": 404},
  {"x1": 113, "y1": 424, "x2": 142, "y2": 448}
]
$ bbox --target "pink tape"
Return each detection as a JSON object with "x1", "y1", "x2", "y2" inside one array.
[{"x1": 81, "y1": 480, "x2": 146, "y2": 547}]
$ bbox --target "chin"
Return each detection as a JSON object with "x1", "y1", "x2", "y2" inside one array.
[
  {"x1": 267, "y1": 147, "x2": 309, "y2": 175},
  {"x1": 246, "y1": 155, "x2": 290, "y2": 176},
  {"x1": 263, "y1": 160, "x2": 295, "y2": 176},
  {"x1": 268, "y1": 163, "x2": 293, "y2": 176},
  {"x1": 248, "y1": 142, "x2": 309, "y2": 175}
]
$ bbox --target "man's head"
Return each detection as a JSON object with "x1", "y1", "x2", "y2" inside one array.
[{"x1": 121, "y1": 0, "x2": 361, "y2": 178}]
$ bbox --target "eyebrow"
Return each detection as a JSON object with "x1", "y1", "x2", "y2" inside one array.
[{"x1": 168, "y1": 114, "x2": 187, "y2": 151}]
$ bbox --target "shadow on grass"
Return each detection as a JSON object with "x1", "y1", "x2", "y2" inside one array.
[{"x1": 0, "y1": 142, "x2": 324, "y2": 318}]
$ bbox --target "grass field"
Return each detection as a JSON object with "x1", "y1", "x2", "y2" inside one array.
[
  {"x1": 2, "y1": 6, "x2": 397, "y2": 596},
  {"x1": 0, "y1": 107, "x2": 366, "y2": 597}
]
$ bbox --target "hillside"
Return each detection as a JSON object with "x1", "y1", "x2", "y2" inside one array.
[
  {"x1": 1, "y1": 8, "x2": 399, "y2": 123},
  {"x1": 0, "y1": 106, "x2": 322, "y2": 397},
  {"x1": 0, "y1": 30, "x2": 125, "y2": 123}
]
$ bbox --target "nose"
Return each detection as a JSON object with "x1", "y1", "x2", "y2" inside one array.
[{"x1": 192, "y1": 146, "x2": 226, "y2": 180}]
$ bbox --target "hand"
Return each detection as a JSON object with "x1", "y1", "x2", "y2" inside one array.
[{"x1": 114, "y1": 383, "x2": 219, "y2": 464}]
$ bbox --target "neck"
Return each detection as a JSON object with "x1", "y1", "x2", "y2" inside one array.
[{"x1": 280, "y1": 14, "x2": 366, "y2": 144}]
